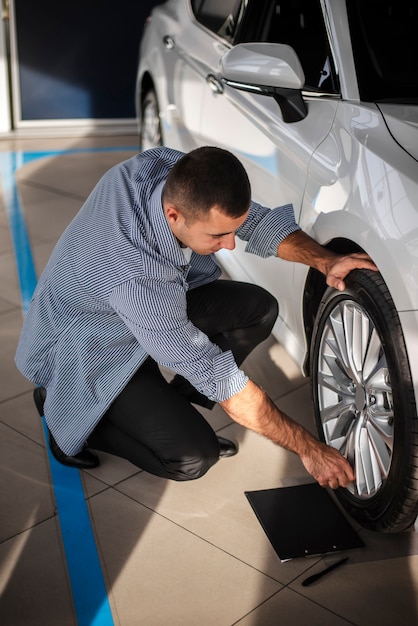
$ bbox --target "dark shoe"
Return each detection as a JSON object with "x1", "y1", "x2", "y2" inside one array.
[
  {"x1": 48, "y1": 431, "x2": 100, "y2": 469},
  {"x1": 33, "y1": 386, "x2": 100, "y2": 469},
  {"x1": 170, "y1": 375, "x2": 215, "y2": 410},
  {"x1": 218, "y1": 436, "x2": 238, "y2": 458},
  {"x1": 33, "y1": 386, "x2": 46, "y2": 416}
]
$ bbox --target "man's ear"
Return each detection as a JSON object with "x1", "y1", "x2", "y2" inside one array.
[{"x1": 164, "y1": 203, "x2": 182, "y2": 226}]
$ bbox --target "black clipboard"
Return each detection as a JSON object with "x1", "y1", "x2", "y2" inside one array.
[{"x1": 245, "y1": 482, "x2": 364, "y2": 562}]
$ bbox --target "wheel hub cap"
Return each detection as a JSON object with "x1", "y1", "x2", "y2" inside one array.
[{"x1": 355, "y1": 385, "x2": 366, "y2": 411}]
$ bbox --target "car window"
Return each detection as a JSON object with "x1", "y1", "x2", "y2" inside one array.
[
  {"x1": 191, "y1": 0, "x2": 244, "y2": 41},
  {"x1": 238, "y1": 0, "x2": 339, "y2": 94},
  {"x1": 347, "y1": 0, "x2": 418, "y2": 102}
]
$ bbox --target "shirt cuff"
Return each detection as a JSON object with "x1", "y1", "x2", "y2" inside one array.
[
  {"x1": 204, "y1": 350, "x2": 249, "y2": 402},
  {"x1": 245, "y1": 204, "x2": 301, "y2": 258}
]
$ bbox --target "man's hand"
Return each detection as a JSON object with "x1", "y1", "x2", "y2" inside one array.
[
  {"x1": 324, "y1": 252, "x2": 377, "y2": 291},
  {"x1": 278, "y1": 231, "x2": 377, "y2": 290},
  {"x1": 299, "y1": 439, "x2": 355, "y2": 489}
]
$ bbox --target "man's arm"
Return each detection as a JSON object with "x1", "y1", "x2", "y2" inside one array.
[
  {"x1": 220, "y1": 229, "x2": 378, "y2": 487},
  {"x1": 220, "y1": 379, "x2": 354, "y2": 489},
  {"x1": 277, "y1": 230, "x2": 377, "y2": 291}
]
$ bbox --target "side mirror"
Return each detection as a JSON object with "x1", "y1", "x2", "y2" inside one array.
[{"x1": 220, "y1": 43, "x2": 308, "y2": 123}]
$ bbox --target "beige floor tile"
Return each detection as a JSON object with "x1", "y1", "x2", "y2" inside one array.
[
  {"x1": 291, "y1": 555, "x2": 418, "y2": 626},
  {"x1": 0, "y1": 518, "x2": 76, "y2": 626},
  {"x1": 0, "y1": 309, "x2": 33, "y2": 402},
  {"x1": 0, "y1": 296, "x2": 16, "y2": 315},
  {"x1": 234, "y1": 587, "x2": 353, "y2": 625},
  {"x1": 0, "y1": 391, "x2": 45, "y2": 446},
  {"x1": 90, "y1": 488, "x2": 282, "y2": 626},
  {"x1": 0, "y1": 423, "x2": 54, "y2": 542},
  {"x1": 356, "y1": 523, "x2": 418, "y2": 560},
  {"x1": 274, "y1": 381, "x2": 317, "y2": 434},
  {"x1": 0, "y1": 208, "x2": 14, "y2": 255},
  {"x1": 240, "y1": 335, "x2": 307, "y2": 402},
  {"x1": 116, "y1": 423, "x2": 318, "y2": 584},
  {"x1": 80, "y1": 471, "x2": 115, "y2": 500},
  {"x1": 0, "y1": 252, "x2": 22, "y2": 308}
]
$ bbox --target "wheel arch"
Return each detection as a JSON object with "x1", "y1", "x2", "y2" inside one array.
[{"x1": 137, "y1": 71, "x2": 156, "y2": 121}]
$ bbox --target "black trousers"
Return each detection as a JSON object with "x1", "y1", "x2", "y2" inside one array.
[{"x1": 90, "y1": 280, "x2": 278, "y2": 481}]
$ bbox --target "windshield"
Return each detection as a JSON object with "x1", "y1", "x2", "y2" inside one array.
[{"x1": 347, "y1": 0, "x2": 418, "y2": 103}]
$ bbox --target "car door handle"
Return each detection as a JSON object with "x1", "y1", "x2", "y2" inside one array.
[
  {"x1": 163, "y1": 35, "x2": 175, "y2": 49},
  {"x1": 206, "y1": 74, "x2": 224, "y2": 94}
]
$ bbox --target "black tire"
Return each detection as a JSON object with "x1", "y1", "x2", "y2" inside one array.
[
  {"x1": 310, "y1": 269, "x2": 418, "y2": 532},
  {"x1": 140, "y1": 88, "x2": 162, "y2": 151}
]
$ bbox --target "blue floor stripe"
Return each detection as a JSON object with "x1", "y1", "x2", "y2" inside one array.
[
  {"x1": 1, "y1": 147, "x2": 136, "y2": 625},
  {"x1": 41, "y1": 420, "x2": 114, "y2": 626}
]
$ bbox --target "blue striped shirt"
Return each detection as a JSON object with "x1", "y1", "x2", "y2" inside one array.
[{"x1": 15, "y1": 147, "x2": 300, "y2": 455}]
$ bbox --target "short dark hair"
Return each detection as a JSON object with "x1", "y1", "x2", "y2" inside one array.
[{"x1": 162, "y1": 146, "x2": 251, "y2": 223}]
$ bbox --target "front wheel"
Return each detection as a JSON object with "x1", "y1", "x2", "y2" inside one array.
[
  {"x1": 140, "y1": 88, "x2": 162, "y2": 151},
  {"x1": 310, "y1": 270, "x2": 418, "y2": 532}
]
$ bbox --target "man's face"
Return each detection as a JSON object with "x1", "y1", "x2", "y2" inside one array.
[{"x1": 164, "y1": 203, "x2": 249, "y2": 255}]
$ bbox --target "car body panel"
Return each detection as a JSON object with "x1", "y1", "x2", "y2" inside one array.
[{"x1": 379, "y1": 104, "x2": 418, "y2": 162}]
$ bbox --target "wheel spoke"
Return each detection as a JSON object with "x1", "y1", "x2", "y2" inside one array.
[
  {"x1": 368, "y1": 421, "x2": 391, "y2": 476},
  {"x1": 366, "y1": 359, "x2": 391, "y2": 392},
  {"x1": 342, "y1": 304, "x2": 369, "y2": 381},
  {"x1": 362, "y1": 328, "x2": 383, "y2": 381},
  {"x1": 319, "y1": 397, "x2": 353, "y2": 423},
  {"x1": 355, "y1": 426, "x2": 383, "y2": 496},
  {"x1": 322, "y1": 353, "x2": 353, "y2": 393},
  {"x1": 329, "y1": 309, "x2": 351, "y2": 375},
  {"x1": 368, "y1": 409, "x2": 393, "y2": 446},
  {"x1": 322, "y1": 407, "x2": 356, "y2": 455}
]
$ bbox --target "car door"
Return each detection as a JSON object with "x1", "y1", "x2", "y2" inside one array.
[
  {"x1": 153, "y1": 0, "x2": 243, "y2": 153},
  {"x1": 196, "y1": 0, "x2": 340, "y2": 358}
]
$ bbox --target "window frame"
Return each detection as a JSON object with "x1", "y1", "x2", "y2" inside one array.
[{"x1": 190, "y1": 0, "x2": 247, "y2": 43}]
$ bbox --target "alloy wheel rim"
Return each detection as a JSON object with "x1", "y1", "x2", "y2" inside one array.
[{"x1": 317, "y1": 300, "x2": 394, "y2": 499}]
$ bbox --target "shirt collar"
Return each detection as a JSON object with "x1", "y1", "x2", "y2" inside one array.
[{"x1": 148, "y1": 180, "x2": 190, "y2": 267}]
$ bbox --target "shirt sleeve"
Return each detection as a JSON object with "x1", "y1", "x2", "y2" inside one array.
[
  {"x1": 109, "y1": 276, "x2": 248, "y2": 402},
  {"x1": 237, "y1": 201, "x2": 301, "y2": 258}
]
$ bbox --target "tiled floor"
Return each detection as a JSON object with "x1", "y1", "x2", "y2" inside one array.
[{"x1": 1, "y1": 134, "x2": 418, "y2": 626}]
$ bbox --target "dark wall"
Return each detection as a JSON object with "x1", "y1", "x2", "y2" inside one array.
[{"x1": 14, "y1": 0, "x2": 163, "y2": 120}]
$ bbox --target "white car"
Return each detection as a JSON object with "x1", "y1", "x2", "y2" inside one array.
[{"x1": 136, "y1": 0, "x2": 418, "y2": 532}]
